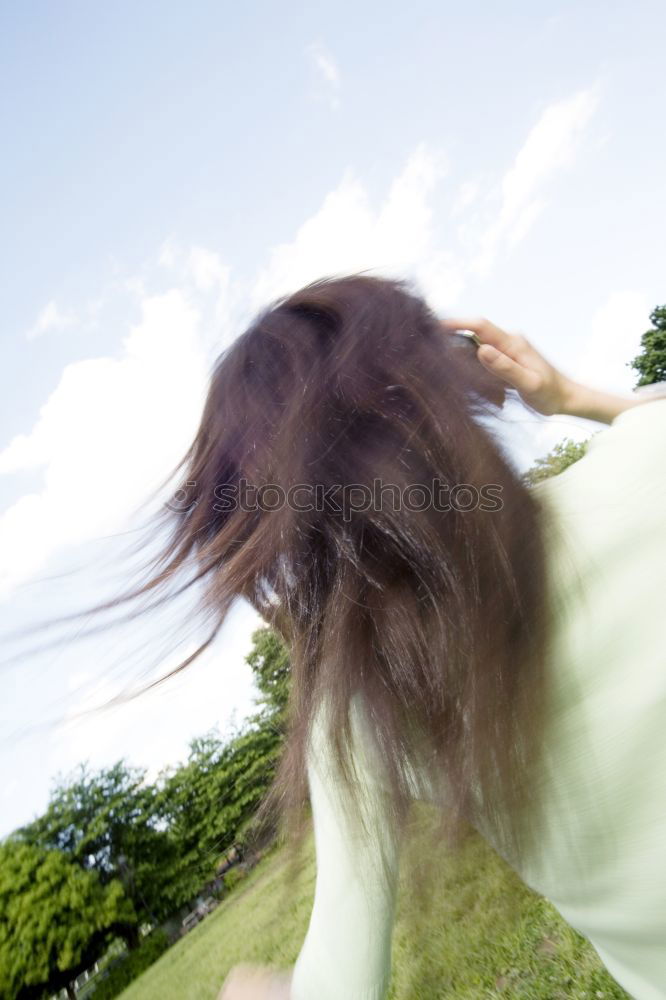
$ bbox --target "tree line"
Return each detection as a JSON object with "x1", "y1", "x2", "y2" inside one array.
[{"x1": 0, "y1": 629, "x2": 289, "y2": 1000}]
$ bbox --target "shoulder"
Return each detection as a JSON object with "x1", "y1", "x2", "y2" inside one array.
[
  {"x1": 533, "y1": 398, "x2": 666, "y2": 518},
  {"x1": 585, "y1": 396, "x2": 666, "y2": 468},
  {"x1": 529, "y1": 399, "x2": 666, "y2": 608}
]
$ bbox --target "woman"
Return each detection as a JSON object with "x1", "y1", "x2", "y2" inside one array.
[
  {"x1": 21, "y1": 274, "x2": 662, "y2": 998},
  {"x1": 205, "y1": 277, "x2": 665, "y2": 999}
]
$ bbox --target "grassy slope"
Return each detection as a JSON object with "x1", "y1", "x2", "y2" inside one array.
[{"x1": 119, "y1": 817, "x2": 630, "y2": 1000}]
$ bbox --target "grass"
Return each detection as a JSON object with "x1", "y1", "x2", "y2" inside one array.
[{"x1": 118, "y1": 811, "x2": 630, "y2": 1000}]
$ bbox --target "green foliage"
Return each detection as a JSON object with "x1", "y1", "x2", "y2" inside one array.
[
  {"x1": 154, "y1": 713, "x2": 285, "y2": 898},
  {"x1": 3, "y1": 627, "x2": 291, "y2": 998},
  {"x1": 15, "y1": 761, "x2": 183, "y2": 935},
  {"x1": 220, "y1": 866, "x2": 247, "y2": 894},
  {"x1": 523, "y1": 437, "x2": 591, "y2": 486},
  {"x1": 0, "y1": 840, "x2": 136, "y2": 1000},
  {"x1": 87, "y1": 930, "x2": 169, "y2": 1000},
  {"x1": 527, "y1": 301, "x2": 666, "y2": 483},
  {"x1": 151, "y1": 627, "x2": 290, "y2": 895},
  {"x1": 629, "y1": 305, "x2": 666, "y2": 386},
  {"x1": 245, "y1": 627, "x2": 291, "y2": 719}
]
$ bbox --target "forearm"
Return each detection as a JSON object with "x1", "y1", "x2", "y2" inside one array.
[
  {"x1": 291, "y1": 699, "x2": 400, "y2": 1000},
  {"x1": 558, "y1": 378, "x2": 649, "y2": 425},
  {"x1": 441, "y1": 317, "x2": 664, "y2": 423}
]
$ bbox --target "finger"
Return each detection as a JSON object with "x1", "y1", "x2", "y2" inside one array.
[
  {"x1": 477, "y1": 344, "x2": 542, "y2": 395},
  {"x1": 218, "y1": 964, "x2": 265, "y2": 999},
  {"x1": 440, "y1": 316, "x2": 514, "y2": 355}
]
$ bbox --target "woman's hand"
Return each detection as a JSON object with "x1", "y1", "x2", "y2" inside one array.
[
  {"x1": 217, "y1": 964, "x2": 293, "y2": 1000},
  {"x1": 441, "y1": 316, "x2": 653, "y2": 424},
  {"x1": 440, "y1": 316, "x2": 573, "y2": 416}
]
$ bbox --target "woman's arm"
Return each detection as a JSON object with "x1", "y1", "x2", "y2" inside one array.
[
  {"x1": 289, "y1": 698, "x2": 403, "y2": 1000},
  {"x1": 441, "y1": 316, "x2": 657, "y2": 425},
  {"x1": 219, "y1": 699, "x2": 402, "y2": 1000},
  {"x1": 557, "y1": 380, "x2": 655, "y2": 425}
]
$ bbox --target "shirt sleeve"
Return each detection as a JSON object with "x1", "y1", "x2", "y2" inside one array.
[{"x1": 290, "y1": 695, "x2": 403, "y2": 1000}]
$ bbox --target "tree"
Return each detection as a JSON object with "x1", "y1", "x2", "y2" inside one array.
[
  {"x1": 9, "y1": 628, "x2": 292, "y2": 988},
  {"x1": 14, "y1": 761, "x2": 180, "y2": 944},
  {"x1": 152, "y1": 630, "x2": 292, "y2": 888},
  {"x1": 629, "y1": 305, "x2": 666, "y2": 386},
  {"x1": 245, "y1": 626, "x2": 291, "y2": 719},
  {"x1": 523, "y1": 437, "x2": 591, "y2": 486},
  {"x1": 154, "y1": 733, "x2": 237, "y2": 905},
  {"x1": 0, "y1": 840, "x2": 135, "y2": 1000},
  {"x1": 155, "y1": 713, "x2": 285, "y2": 891}
]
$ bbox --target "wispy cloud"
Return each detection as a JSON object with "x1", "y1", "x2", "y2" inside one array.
[
  {"x1": 306, "y1": 41, "x2": 341, "y2": 111},
  {"x1": 451, "y1": 179, "x2": 481, "y2": 217},
  {"x1": 465, "y1": 83, "x2": 602, "y2": 277},
  {"x1": 26, "y1": 300, "x2": 75, "y2": 341},
  {"x1": 0, "y1": 288, "x2": 212, "y2": 598},
  {"x1": 249, "y1": 141, "x2": 453, "y2": 311},
  {"x1": 0, "y1": 145, "x2": 453, "y2": 595}
]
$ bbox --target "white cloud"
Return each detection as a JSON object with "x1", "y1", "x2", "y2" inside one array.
[
  {"x1": 2, "y1": 76, "x2": 623, "y2": 841},
  {"x1": 0, "y1": 144, "x2": 453, "y2": 600},
  {"x1": 187, "y1": 246, "x2": 228, "y2": 292},
  {"x1": 0, "y1": 92, "x2": 605, "y2": 599},
  {"x1": 573, "y1": 289, "x2": 650, "y2": 394},
  {"x1": 158, "y1": 239, "x2": 234, "y2": 331},
  {"x1": 469, "y1": 84, "x2": 601, "y2": 276},
  {"x1": 310, "y1": 45, "x2": 339, "y2": 86},
  {"x1": 0, "y1": 289, "x2": 211, "y2": 598},
  {"x1": 0, "y1": 430, "x2": 47, "y2": 473},
  {"x1": 250, "y1": 84, "x2": 601, "y2": 316},
  {"x1": 26, "y1": 300, "x2": 75, "y2": 341},
  {"x1": 249, "y1": 142, "x2": 450, "y2": 311},
  {"x1": 158, "y1": 239, "x2": 230, "y2": 293},
  {"x1": 3, "y1": 778, "x2": 19, "y2": 800},
  {"x1": 157, "y1": 237, "x2": 179, "y2": 270},
  {"x1": 451, "y1": 179, "x2": 481, "y2": 217},
  {"x1": 306, "y1": 41, "x2": 341, "y2": 111}
]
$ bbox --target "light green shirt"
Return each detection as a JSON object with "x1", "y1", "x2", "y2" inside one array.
[{"x1": 291, "y1": 399, "x2": 666, "y2": 1000}]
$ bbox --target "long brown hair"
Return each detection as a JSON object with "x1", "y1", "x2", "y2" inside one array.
[{"x1": 10, "y1": 272, "x2": 557, "y2": 893}]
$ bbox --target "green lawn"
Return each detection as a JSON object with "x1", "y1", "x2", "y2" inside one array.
[{"x1": 119, "y1": 811, "x2": 629, "y2": 1000}]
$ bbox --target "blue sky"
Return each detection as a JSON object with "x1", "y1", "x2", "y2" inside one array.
[{"x1": 1, "y1": 0, "x2": 665, "y2": 837}]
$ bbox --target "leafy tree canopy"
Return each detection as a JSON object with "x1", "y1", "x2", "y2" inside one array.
[
  {"x1": 523, "y1": 437, "x2": 591, "y2": 486},
  {"x1": 245, "y1": 626, "x2": 291, "y2": 719},
  {"x1": 14, "y1": 761, "x2": 181, "y2": 934},
  {"x1": 0, "y1": 840, "x2": 135, "y2": 1000},
  {"x1": 629, "y1": 304, "x2": 666, "y2": 387}
]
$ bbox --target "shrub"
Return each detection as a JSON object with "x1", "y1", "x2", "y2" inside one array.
[
  {"x1": 222, "y1": 867, "x2": 248, "y2": 894},
  {"x1": 89, "y1": 930, "x2": 169, "y2": 1000}
]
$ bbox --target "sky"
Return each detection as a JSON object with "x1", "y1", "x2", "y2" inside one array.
[{"x1": 1, "y1": 0, "x2": 665, "y2": 838}]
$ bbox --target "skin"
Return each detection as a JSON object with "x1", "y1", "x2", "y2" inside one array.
[
  {"x1": 217, "y1": 315, "x2": 654, "y2": 1000},
  {"x1": 217, "y1": 965, "x2": 292, "y2": 1000},
  {"x1": 440, "y1": 316, "x2": 651, "y2": 424}
]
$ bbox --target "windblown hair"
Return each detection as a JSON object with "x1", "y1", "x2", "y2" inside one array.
[
  {"x1": 16, "y1": 273, "x2": 558, "y2": 895},
  {"x1": 149, "y1": 272, "x2": 555, "y2": 867}
]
